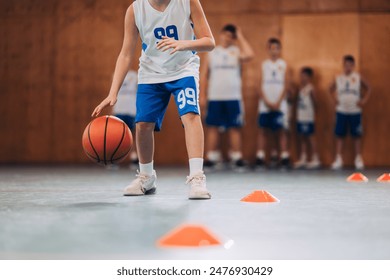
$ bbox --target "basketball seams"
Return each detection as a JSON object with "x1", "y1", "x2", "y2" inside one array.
[
  {"x1": 111, "y1": 148, "x2": 132, "y2": 162},
  {"x1": 103, "y1": 116, "x2": 109, "y2": 165},
  {"x1": 110, "y1": 122, "x2": 127, "y2": 164},
  {"x1": 88, "y1": 122, "x2": 101, "y2": 163}
]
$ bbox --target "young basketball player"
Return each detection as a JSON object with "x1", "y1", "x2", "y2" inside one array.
[
  {"x1": 294, "y1": 67, "x2": 320, "y2": 169},
  {"x1": 112, "y1": 70, "x2": 139, "y2": 167},
  {"x1": 256, "y1": 38, "x2": 291, "y2": 168},
  {"x1": 201, "y1": 24, "x2": 254, "y2": 170},
  {"x1": 330, "y1": 55, "x2": 371, "y2": 170},
  {"x1": 92, "y1": 0, "x2": 215, "y2": 199}
]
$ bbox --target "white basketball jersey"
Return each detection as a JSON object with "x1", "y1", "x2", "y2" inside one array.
[
  {"x1": 259, "y1": 58, "x2": 287, "y2": 113},
  {"x1": 133, "y1": 0, "x2": 200, "y2": 84},
  {"x1": 297, "y1": 83, "x2": 315, "y2": 122},
  {"x1": 336, "y1": 72, "x2": 361, "y2": 113},
  {"x1": 113, "y1": 71, "x2": 137, "y2": 116},
  {"x1": 207, "y1": 45, "x2": 242, "y2": 101}
]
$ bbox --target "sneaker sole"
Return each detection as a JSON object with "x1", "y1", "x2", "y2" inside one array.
[
  {"x1": 123, "y1": 187, "x2": 156, "y2": 196},
  {"x1": 188, "y1": 195, "x2": 211, "y2": 200}
]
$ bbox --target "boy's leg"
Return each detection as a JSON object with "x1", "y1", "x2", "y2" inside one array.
[
  {"x1": 124, "y1": 83, "x2": 171, "y2": 196},
  {"x1": 205, "y1": 101, "x2": 223, "y2": 165},
  {"x1": 181, "y1": 113, "x2": 204, "y2": 162},
  {"x1": 170, "y1": 77, "x2": 210, "y2": 199},
  {"x1": 205, "y1": 127, "x2": 221, "y2": 166},
  {"x1": 256, "y1": 113, "x2": 270, "y2": 166},
  {"x1": 229, "y1": 128, "x2": 242, "y2": 154},
  {"x1": 228, "y1": 128, "x2": 245, "y2": 169},
  {"x1": 351, "y1": 113, "x2": 364, "y2": 169},
  {"x1": 136, "y1": 122, "x2": 155, "y2": 170},
  {"x1": 332, "y1": 113, "x2": 347, "y2": 170}
]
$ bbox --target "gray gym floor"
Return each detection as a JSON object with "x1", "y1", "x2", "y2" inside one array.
[{"x1": 1, "y1": 165, "x2": 390, "y2": 260}]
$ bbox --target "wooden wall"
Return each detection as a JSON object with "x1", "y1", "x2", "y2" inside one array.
[{"x1": 0, "y1": 0, "x2": 389, "y2": 166}]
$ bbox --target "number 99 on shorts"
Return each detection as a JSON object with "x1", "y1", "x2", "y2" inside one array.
[{"x1": 177, "y1": 88, "x2": 197, "y2": 110}]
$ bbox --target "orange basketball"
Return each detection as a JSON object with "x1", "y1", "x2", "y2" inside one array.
[{"x1": 82, "y1": 115, "x2": 133, "y2": 165}]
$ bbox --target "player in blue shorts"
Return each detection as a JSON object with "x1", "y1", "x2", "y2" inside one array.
[
  {"x1": 293, "y1": 67, "x2": 320, "y2": 169},
  {"x1": 329, "y1": 55, "x2": 371, "y2": 170},
  {"x1": 112, "y1": 69, "x2": 139, "y2": 168},
  {"x1": 200, "y1": 24, "x2": 254, "y2": 170},
  {"x1": 92, "y1": 0, "x2": 215, "y2": 199},
  {"x1": 256, "y1": 38, "x2": 291, "y2": 169}
]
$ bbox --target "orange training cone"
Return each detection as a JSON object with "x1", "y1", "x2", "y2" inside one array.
[
  {"x1": 346, "y1": 172, "x2": 368, "y2": 182},
  {"x1": 157, "y1": 224, "x2": 221, "y2": 248},
  {"x1": 241, "y1": 190, "x2": 279, "y2": 203},
  {"x1": 377, "y1": 173, "x2": 390, "y2": 183}
]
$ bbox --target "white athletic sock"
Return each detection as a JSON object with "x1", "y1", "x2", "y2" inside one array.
[
  {"x1": 281, "y1": 151, "x2": 290, "y2": 159},
  {"x1": 189, "y1": 158, "x2": 204, "y2": 176},
  {"x1": 207, "y1": 151, "x2": 221, "y2": 162},
  {"x1": 256, "y1": 150, "x2": 265, "y2": 159},
  {"x1": 230, "y1": 151, "x2": 242, "y2": 161},
  {"x1": 139, "y1": 161, "x2": 154, "y2": 176}
]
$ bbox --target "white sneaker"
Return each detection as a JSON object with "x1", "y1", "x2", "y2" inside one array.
[
  {"x1": 307, "y1": 158, "x2": 321, "y2": 169},
  {"x1": 355, "y1": 155, "x2": 365, "y2": 170},
  {"x1": 186, "y1": 171, "x2": 211, "y2": 200},
  {"x1": 123, "y1": 170, "x2": 157, "y2": 196},
  {"x1": 331, "y1": 155, "x2": 343, "y2": 170},
  {"x1": 294, "y1": 159, "x2": 307, "y2": 169}
]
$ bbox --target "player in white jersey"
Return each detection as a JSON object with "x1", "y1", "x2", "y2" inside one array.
[
  {"x1": 201, "y1": 24, "x2": 254, "y2": 170},
  {"x1": 92, "y1": 0, "x2": 215, "y2": 199},
  {"x1": 330, "y1": 55, "x2": 371, "y2": 170},
  {"x1": 112, "y1": 70, "x2": 139, "y2": 167},
  {"x1": 294, "y1": 67, "x2": 320, "y2": 169},
  {"x1": 256, "y1": 38, "x2": 291, "y2": 169}
]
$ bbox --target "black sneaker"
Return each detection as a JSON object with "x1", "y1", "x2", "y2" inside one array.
[
  {"x1": 280, "y1": 157, "x2": 291, "y2": 169},
  {"x1": 204, "y1": 160, "x2": 216, "y2": 168},
  {"x1": 233, "y1": 159, "x2": 247, "y2": 172},
  {"x1": 235, "y1": 159, "x2": 246, "y2": 168},
  {"x1": 255, "y1": 158, "x2": 265, "y2": 169}
]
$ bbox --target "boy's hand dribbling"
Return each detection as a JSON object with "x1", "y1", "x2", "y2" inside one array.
[{"x1": 91, "y1": 95, "x2": 117, "y2": 117}]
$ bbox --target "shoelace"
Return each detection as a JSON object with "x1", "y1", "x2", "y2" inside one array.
[
  {"x1": 135, "y1": 171, "x2": 150, "y2": 186},
  {"x1": 186, "y1": 175, "x2": 205, "y2": 185}
]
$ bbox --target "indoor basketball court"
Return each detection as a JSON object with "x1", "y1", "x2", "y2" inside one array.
[{"x1": 1, "y1": 0, "x2": 390, "y2": 277}]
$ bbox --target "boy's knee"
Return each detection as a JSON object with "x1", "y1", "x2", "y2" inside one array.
[
  {"x1": 136, "y1": 122, "x2": 155, "y2": 131},
  {"x1": 182, "y1": 113, "x2": 200, "y2": 123}
]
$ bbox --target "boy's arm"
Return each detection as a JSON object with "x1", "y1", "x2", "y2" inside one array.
[
  {"x1": 92, "y1": 5, "x2": 139, "y2": 117},
  {"x1": 157, "y1": 0, "x2": 215, "y2": 54},
  {"x1": 199, "y1": 54, "x2": 210, "y2": 109},
  {"x1": 329, "y1": 79, "x2": 338, "y2": 105},
  {"x1": 275, "y1": 66, "x2": 292, "y2": 109},
  {"x1": 236, "y1": 28, "x2": 254, "y2": 62},
  {"x1": 310, "y1": 89, "x2": 317, "y2": 110},
  {"x1": 358, "y1": 77, "x2": 371, "y2": 107}
]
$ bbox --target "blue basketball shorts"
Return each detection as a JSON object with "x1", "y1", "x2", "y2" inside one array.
[
  {"x1": 205, "y1": 100, "x2": 244, "y2": 129},
  {"x1": 297, "y1": 122, "x2": 315, "y2": 136},
  {"x1": 135, "y1": 76, "x2": 200, "y2": 131},
  {"x1": 258, "y1": 111, "x2": 285, "y2": 131},
  {"x1": 335, "y1": 112, "x2": 362, "y2": 138},
  {"x1": 115, "y1": 114, "x2": 136, "y2": 130}
]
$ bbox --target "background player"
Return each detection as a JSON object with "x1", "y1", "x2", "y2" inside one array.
[
  {"x1": 330, "y1": 55, "x2": 371, "y2": 170},
  {"x1": 294, "y1": 67, "x2": 320, "y2": 169},
  {"x1": 256, "y1": 38, "x2": 291, "y2": 169},
  {"x1": 201, "y1": 24, "x2": 254, "y2": 170},
  {"x1": 112, "y1": 69, "x2": 139, "y2": 168},
  {"x1": 92, "y1": 0, "x2": 215, "y2": 199}
]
